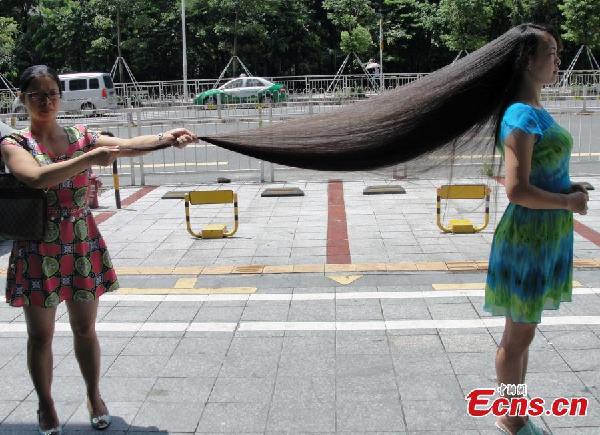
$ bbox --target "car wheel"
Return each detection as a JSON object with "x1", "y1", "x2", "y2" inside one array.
[
  {"x1": 81, "y1": 102, "x2": 96, "y2": 116},
  {"x1": 15, "y1": 106, "x2": 28, "y2": 121}
]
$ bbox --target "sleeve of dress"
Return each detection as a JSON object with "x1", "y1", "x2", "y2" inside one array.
[
  {"x1": 0, "y1": 134, "x2": 27, "y2": 172},
  {"x1": 0, "y1": 134, "x2": 25, "y2": 149},
  {"x1": 501, "y1": 104, "x2": 543, "y2": 144}
]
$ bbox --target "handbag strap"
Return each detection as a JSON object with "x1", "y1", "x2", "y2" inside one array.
[{"x1": 0, "y1": 133, "x2": 30, "y2": 174}]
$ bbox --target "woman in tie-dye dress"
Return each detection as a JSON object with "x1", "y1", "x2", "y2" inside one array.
[{"x1": 483, "y1": 31, "x2": 589, "y2": 435}]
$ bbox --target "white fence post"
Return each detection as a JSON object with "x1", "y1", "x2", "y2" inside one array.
[
  {"x1": 136, "y1": 110, "x2": 145, "y2": 186},
  {"x1": 127, "y1": 109, "x2": 136, "y2": 185}
]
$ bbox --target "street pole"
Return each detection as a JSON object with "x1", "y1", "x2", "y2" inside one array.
[
  {"x1": 379, "y1": 13, "x2": 384, "y2": 92},
  {"x1": 233, "y1": 10, "x2": 238, "y2": 77},
  {"x1": 117, "y1": 9, "x2": 124, "y2": 85},
  {"x1": 116, "y1": 8, "x2": 128, "y2": 106},
  {"x1": 182, "y1": 0, "x2": 188, "y2": 102}
]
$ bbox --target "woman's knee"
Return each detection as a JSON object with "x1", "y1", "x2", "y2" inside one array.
[
  {"x1": 501, "y1": 324, "x2": 536, "y2": 353},
  {"x1": 24, "y1": 307, "x2": 56, "y2": 347},
  {"x1": 66, "y1": 301, "x2": 99, "y2": 339},
  {"x1": 70, "y1": 321, "x2": 97, "y2": 339},
  {"x1": 27, "y1": 328, "x2": 54, "y2": 347}
]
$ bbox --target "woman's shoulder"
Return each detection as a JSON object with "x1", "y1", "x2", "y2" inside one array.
[
  {"x1": 0, "y1": 129, "x2": 32, "y2": 148},
  {"x1": 503, "y1": 102, "x2": 543, "y2": 120},
  {"x1": 502, "y1": 102, "x2": 554, "y2": 132}
]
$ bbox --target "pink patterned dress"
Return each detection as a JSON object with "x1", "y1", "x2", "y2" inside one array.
[{"x1": 1, "y1": 125, "x2": 119, "y2": 308}]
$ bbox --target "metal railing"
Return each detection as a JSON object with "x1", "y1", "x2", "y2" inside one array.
[
  {"x1": 110, "y1": 71, "x2": 600, "y2": 106},
  {"x1": 2, "y1": 70, "x2": 599, "y2": 111},
  {"x1": 2, "y1": 84, "x2": 598, "y2": 185}
]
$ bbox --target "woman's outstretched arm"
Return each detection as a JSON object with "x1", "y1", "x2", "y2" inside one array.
[{"x1": 95, "y1": 128, "x2": 198, "y2": 157}]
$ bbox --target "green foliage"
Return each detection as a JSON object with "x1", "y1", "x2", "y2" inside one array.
[
  {"x1": 438, "y1": 0, "x2": 494, "y2": 52},
  {"x1": 322, "y1": 0, "x2": 376, "y2": 31},
  {"x1": 559, "y1": 0, "x2": 600, "y2": 49},
  {"x1": 0, "y1": 0, "x2": 589, "y2": 80},
  {"x1": 340, "y1": 25, "x2": 373, "y2": 55},
  {"x1": 0, "y1": 16, "x2": 19, "y2": 78}
]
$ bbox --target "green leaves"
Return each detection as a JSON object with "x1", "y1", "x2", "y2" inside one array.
[
  {"x1": 340, "y1": 25, "x2": 373, "y2": 55},
  {"x1": 0, "y1": 0, "x2": 594, "y2": 79},
  {"x1": 323, "y1": 0, "x2": 376, "y2": 58},
  {"x1": 437, "y1": 0, "x2": 494, "y2": 52},
  {"x1": 560, "y1": 0, "x2": 600, "y2": 49},
  {"x1": 0, "y1": 16, "x2": 19, "y2": 77}
]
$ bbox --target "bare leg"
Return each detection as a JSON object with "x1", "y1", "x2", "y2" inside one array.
[
  {"x1": 521, "y1": 348, "x2": 529, "y2": 384},
  {"x1": 495, "y1": 316, "x2": 537, "y2": 434},
  {"x1": 65, "y1": 300, "x2": 107, "y2": 416},
  {"x1": 23, "y1": 305, "x2": 59, "y2": 430}
]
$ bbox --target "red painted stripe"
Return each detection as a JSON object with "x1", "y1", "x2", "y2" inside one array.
[
  {"x1": 121, "y1": 186, "x2": 158, "y2": 207},
  {"x1": 574, "y1": 221, "x2": 600, "y2": 247},
  {"x1": 494, "y1": 177, "x2": 600, "y2": 247},
  {"x1": 93, "y1": 186, "x2": 157, "y2": 225},
  {"x1": 327, "y1": 180, "x2": 351, "y2": 264},
  {"x1": 94, "y1": 211, "x2": 115, "y2": 225}
]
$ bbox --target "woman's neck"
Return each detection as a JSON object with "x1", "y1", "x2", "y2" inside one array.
[
  {"x1": 516, "y1": 80, "x2": 543, "y2": 108},
  {"x1": 29, "y1": 119, "x2": 60, "y2": 139}
]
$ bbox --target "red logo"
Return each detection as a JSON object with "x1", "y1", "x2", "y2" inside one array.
[{"x1": 466, "y1": 386, "x2": 588, "y2": 417}]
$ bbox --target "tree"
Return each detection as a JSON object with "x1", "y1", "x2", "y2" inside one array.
[
  {"x1": 263, "y1": 1, "x2": 325, "y2": 76},
  {"x1": 559, "y1": 0, "x2": 600, "y2": 50},
  {"x1": 323, "y1": 0, "x2": 376, "y2": 69},
  {"x1": 510, "y1": 0, "x2": 562, "y2": 29},
  {"x1": 0, "y1": 0, "x2": 575, "y2": 80},
  {"x1": 322, "y1": 0, "x2": 376, "y2": 32},
  {"x1": 382, "y1": 0, "x2": 425, "y2": 47},
  {"x1": 187, "y1": 0, "x2": 278, "y2": 76},
  {"x1": 437, "y1": 0, "x2": 494, "y2": 53},
  {"x1": 340, "y1": 25, "x2": 373, "y2": 55},
  {"x1": 0, "y1": 16, "x2": 19, "y2": 80}
]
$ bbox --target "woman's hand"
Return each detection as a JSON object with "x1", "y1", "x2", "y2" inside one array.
[
  {"x1": 567, "y1": 191, "x2": 589, "y2": 215},
  {"x1": 163, "y1": 128, "x2": 198, "y2": 149},
  {"x1": 571, "y1": 182, "x2": 589, "y2": 200},
  {"x1": 88, "y1": 146, "x2": 120, "y2": 166}
]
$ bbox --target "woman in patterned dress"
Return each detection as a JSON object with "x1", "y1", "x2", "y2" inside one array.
[
  {"x1": 483, "y1": 32, "x2": 589, "y2": 434},
  {"x1": 0, "y1": 65, "x2": 197, "y2": 434}
]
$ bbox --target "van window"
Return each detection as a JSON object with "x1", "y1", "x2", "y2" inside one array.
[
  {"x1": 69, "y1": 79, "x2": 87, "y2": 91},
  {"x1": 60, "y1": 81, "x2": 65, "y2": 91},
  {"x1": 102, "y1": 75, "x2": 114, "y2": 89},
  {"x1": 89, "y1": 78, "x2": 99, "y2": 89}
]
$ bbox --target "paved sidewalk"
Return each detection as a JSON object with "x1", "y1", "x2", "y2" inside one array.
[
  {"x1": 1, "y1": 270, "x2": 600, "y2": 434},
  {"x1": 0, "y1": 175, "x2": 599, "y2": 434},
  {"x1": 49, "y1": 176, "x2": 600, "y2": 270}
]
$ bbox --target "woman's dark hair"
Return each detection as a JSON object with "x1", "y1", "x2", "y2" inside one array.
[
  {"x1": 20, "y1": 65, "x2": 62, "y2": 97},
  {"x1": 200, "y1": 23, "x2": 558, "y2": 171}
]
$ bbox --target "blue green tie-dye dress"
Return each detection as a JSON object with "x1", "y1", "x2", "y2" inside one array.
[{"x1": 484, "y1": 102, "x2": 574, "y2": 324}]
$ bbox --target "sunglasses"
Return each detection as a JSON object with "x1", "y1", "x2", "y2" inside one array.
[{"x1": 25, "y1": 90, "x2": 61, "y2": 103}]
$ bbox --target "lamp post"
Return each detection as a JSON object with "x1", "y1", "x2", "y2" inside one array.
[
  {"x1": 182, "y1": 0, "x2": 188, "y2": 102},
  {"x1": 379, "y1": 11, "x2": 384, "y2": 92}
]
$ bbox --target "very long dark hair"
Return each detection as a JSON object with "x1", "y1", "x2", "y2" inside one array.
[{"x1": 200, "y1": 24, "x2": 557, "y2": 171}]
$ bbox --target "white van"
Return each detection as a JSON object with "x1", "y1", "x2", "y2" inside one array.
[
  {"x1": 12, "y1": 72, "x2": 118, "y2": 118},
  {"x1": 0, "y1": 120, "x2": 15, "y2": 137}
]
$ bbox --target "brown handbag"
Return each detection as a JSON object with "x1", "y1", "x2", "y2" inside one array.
[{"x1": 0, "y1": 134, "x2": 47, "y2": 241}]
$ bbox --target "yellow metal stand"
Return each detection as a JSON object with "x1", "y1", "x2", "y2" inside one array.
[
  {"x1": 185, "y1": 190, "x2": 239, "y2": 238},
  {"x1": 436, "y1": 184, "x2": 490, "y2": 234}
]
